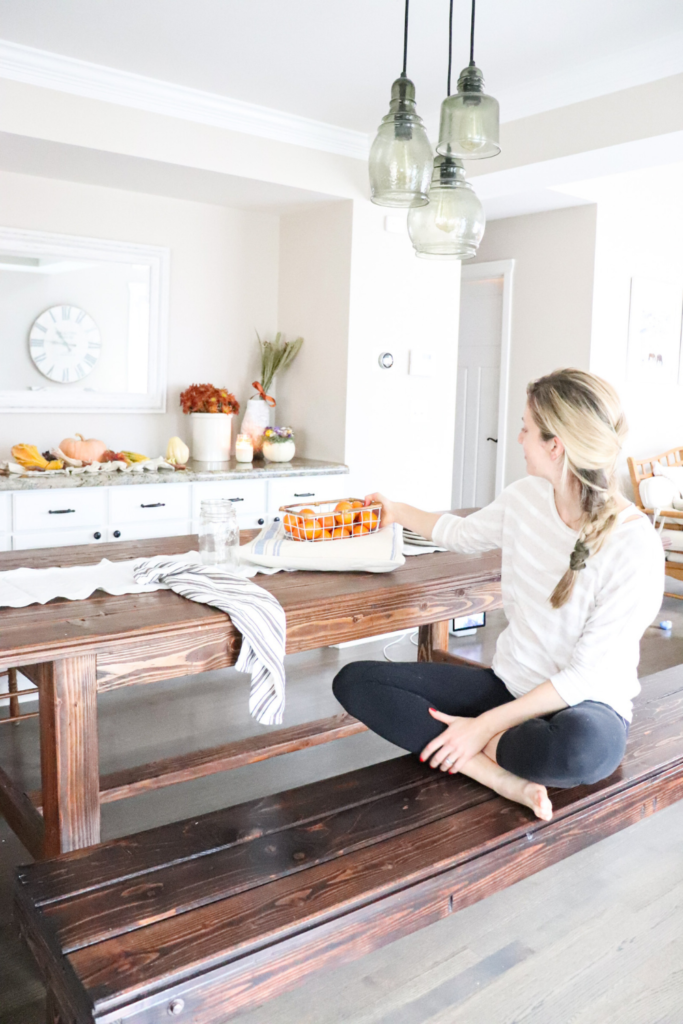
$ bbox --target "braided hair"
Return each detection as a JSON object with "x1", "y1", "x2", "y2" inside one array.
[{"x1": 526, "y1": 369, "x2": 627, "y2": 609}]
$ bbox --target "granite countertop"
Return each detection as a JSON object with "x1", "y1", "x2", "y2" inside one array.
[{"x1": 0, "y1": 457, "x2": 349, "y2": 491}]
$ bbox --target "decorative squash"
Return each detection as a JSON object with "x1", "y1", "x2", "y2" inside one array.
[
  {"x1": 10, "y1": 445, "x2": 63, "y2": 471},
  {"x1": 165, "y1": 437, "x2": 190, "y2": 465},
  {"x1": 59, "y1": 433, "x2": 107, "y2": 464}
]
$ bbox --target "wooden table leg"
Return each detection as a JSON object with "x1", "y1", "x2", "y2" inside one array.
[
  {"x1": 417, "y1": 620, "x2": 450, "y2": 662},
  {"x1": 8, "y1": 667, "x2": 20, "y2": 721},
  {"x1": 36, "y1": 655, "x2": 100, "y2": 857}
]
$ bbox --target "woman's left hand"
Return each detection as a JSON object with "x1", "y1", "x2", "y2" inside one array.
[{"x1": 421, "y1": 710, "x2": 494, "y2": 772}]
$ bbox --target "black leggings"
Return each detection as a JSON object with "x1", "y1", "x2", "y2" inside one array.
[{"x1": 332, "y1": 661, "x2": 629, "y2": 789}]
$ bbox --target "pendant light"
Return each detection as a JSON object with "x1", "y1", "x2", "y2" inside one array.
[
  {"x1": 407, "y1": 0, "x2": 485, "y2": 260},
  {"x1": 368, "y1": 0, "x2": 433, "y2": 207},
  {"x1": 436, "y1": 0, "x2": 500, "y2": 159}
]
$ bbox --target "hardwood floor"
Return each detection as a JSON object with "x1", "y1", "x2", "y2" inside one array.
[{"x1": 2, "y1": 601, "x2": 683, "y2": 1023}]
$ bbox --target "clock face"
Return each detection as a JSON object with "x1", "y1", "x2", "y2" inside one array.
[{"x1": 29, "y1": 305, "x2": 102, "y2": 383}]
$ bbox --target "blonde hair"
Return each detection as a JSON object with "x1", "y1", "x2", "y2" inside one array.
[{"x1": 526, "y1": 368, "x2": 627, "y2": 609}]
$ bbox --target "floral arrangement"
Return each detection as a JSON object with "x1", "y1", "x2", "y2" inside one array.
[
  {"x1": 263, "y1": 426, "x2": 294, "y2": 444},
  {"x1": 257, "y1": 332, "x2": 303, "y2": 395},
  {"x1": 180, "y1": 384, "x2": 240, "y2": 415}
]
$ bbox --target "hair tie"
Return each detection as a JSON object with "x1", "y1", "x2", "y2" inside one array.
[{"x1": 569, "y1": 540, "x2": 589, "y2": 572}]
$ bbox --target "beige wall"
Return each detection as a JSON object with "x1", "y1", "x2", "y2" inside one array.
[
  {"x1": 277, "y1": 201, "x2": 353, "y2": 463},
  {"x1": 0, "y1": 168, "x2": 279, "y2": 458},
  {"x1": 473, "y1": 204, "x2": 598, "y2": 483}
]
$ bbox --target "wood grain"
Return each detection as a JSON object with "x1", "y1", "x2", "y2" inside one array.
[
  {"x1": 36, "y1": 656, "x2": 100, "y2": 857},
  {"x1": 0, "y1": 766, "x2": 44, "y2": 859},
  {"x1": 417, "y1": 620, "x2": 450, "y2": 662}
]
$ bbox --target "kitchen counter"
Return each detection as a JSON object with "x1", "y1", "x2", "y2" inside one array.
[{"x1": 0, "y1": 457, "x2": 348, "y2": 491}]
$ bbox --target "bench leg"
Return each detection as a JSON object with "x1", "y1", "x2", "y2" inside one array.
[
  {"x1": 417, "y1": 620, "x2": 450, "y2": 662},
  {"x1": 37, "y1": 655, "x2": 100, "y2": 858},
  {"x1": 46, "y1": 990, "x2": 64, "y2": 1024}
]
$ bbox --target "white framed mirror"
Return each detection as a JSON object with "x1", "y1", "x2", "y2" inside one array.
[{"x1": 0, "y1": 226, "x2": 169, "y2": 413}]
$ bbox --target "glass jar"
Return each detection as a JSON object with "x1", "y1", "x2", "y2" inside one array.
[
  {"x1": 198, "y1": 499, "x2": 239, "y2": 571},
  {"x1": 235, "y1": 433, "x2": 254, "y2": 463}
]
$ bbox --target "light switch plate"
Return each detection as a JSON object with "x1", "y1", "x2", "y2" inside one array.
[{"x1": 409, "y1": 350, "x2": 435, "y2": 377}]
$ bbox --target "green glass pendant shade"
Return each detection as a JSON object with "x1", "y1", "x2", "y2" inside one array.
[
  {"x1": 407, "y1": 154, "x2": 485, "y2": 260},
  {"x1": 369, "y1": 76, "x2": 433, "y2": 208},
  {"x1": 436, "y1": 65, "x2": 500, "y2": 159}
]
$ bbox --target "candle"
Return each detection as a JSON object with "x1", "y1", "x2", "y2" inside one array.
[{"x1": 235, "y1": 433, "x2": 254, "y2": 463}]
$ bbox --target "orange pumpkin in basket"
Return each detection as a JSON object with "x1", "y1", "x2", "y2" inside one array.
[{"x1": 334, "y1": 501, "x2": 355, "y2": 526}]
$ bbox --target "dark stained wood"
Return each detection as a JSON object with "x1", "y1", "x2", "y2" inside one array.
[
  {"x1": 19, "y1": 755, "x2": 437, "y2": 904},
  {"x1": 36, "y1": 656, "x2": 100, "y2": 857},
  {"x1": 0, "y1": 766, "x2": 45, "y2": 859},
  {"x1": 430, "y1": 649, "x2": 492, "y2": 669},
  {"x1": 7, "y1": 665, "x2": 20, "y2": 719},
  {"x1": 417, "y1": 619, "x2": 450, "y2": 662},
  {"x1": 28, "y1": 713, "x2": 367, "y2": 810}
]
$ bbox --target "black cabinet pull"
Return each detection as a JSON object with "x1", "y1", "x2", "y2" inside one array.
[
  {"x1": 274, "y1": 516, "x2": 281, "y2": 522},
  {"x1": 49, "y1": 508, "x2": 75, "y2": 515},
  {"x1": 140, "y1": 502, "x2": 165, "y2": 508},
  {"x1": 228, "y1": 497, "x2": 244, "y2": 502},
  {"x1": 93, "y1": 532, "x2": 101, "y2": 540},
  {"x1": 486, "y1": 437, "x2": 498, "y2": 443},
  {"x1": 113, "y1": 530, "x2": 121, "y2": 538},
  {"x1": 257, "y1": 518, "x2": 265, "y2": 525},
  {"x1": 294, "y1": 492, "x2": 315, "y2": 497}
]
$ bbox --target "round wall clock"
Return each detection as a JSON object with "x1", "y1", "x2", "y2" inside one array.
[{"x1": 29, "y1": 305, "x2": 102, "y2": 383}]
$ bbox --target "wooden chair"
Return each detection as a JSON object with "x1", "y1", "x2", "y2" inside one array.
[
  {"x1": 628, "y1": 446, "x2": 683, "y2": 599},
  {"x1": 1, "y1": 668, "x2": 39, "y2": 726}
]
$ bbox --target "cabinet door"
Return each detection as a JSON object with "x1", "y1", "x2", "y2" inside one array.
[
  {"x1": 267, "y1": 475, "x2": 351, "y2": 517},
  {"x1": 0, "y1": 534, "x2": 11, "y2": 551},
  {"x1": 109, "y1": 484, "x2": 191, "y2": 524},
  {"x1": 13, "y1": 488, "x2": 107, "y2": 532},
  {"x1": 12, "y1": 528, "x2": 106, "y2": 550},
  {"x1": 0, "y1": 493, "x2": 11, "y2": 533},
  {"x1": 106, "y1": 520, "x2": 194, "y2": 543},
  {"x1": 192, "y1": 480, "x2": 267, "y2": 521}
]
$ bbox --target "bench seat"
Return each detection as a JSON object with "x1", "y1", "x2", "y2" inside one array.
[{"x1": 15, "y1": 670, "x2": 683, "y2": 1024}]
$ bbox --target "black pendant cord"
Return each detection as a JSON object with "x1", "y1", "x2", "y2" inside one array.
[
  {"x1": 447, "y1": 0, "x2": 454, "y2": 95},
  {"x1": 401, "y1": 0, "x2": 410, "y2": 76},
  {"x1": 469, "y1": 0, "x2": 476, "y2": 66}
]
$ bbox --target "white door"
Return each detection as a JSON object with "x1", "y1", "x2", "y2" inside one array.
[{"x1": 452, "y1": 262, "x2": 512, "y2": 509}]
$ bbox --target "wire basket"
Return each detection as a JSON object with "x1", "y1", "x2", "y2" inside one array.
[{"x1": 279, "y1": 497, "x2": 382, "y2": 542}]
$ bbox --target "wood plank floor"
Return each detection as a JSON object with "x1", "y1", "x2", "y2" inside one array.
[{"x1": 2, "y1": 600, "x2": 683, "y2": 1024}]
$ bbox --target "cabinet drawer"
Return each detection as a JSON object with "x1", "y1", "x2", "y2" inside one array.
[
  {"x1": 13, "y1": 488, "x2": 107, "y2": 532},
  {"x1": 109, "y1": 484, "x2": 191, "y2": 524},
  {"x1": 13, "y1": 527, "x2": 106, "y2": 550},
  {"x1": 192, "y1": 480, "x2": 267, "y2": 520},
  {"x1": 107, "y1": 520, "x2": 193, "y2": 543},
  {"x1": 0, "y1": 534, "x2": 10, "y2": 552},
  {"x1": 267, "y1": 475, "x2": 350, "y2": 514},
  {"x1": 0, "y1": 493, "x2": 10, "y2": 533}
]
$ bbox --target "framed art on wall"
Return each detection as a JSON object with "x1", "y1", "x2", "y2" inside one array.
[{"x1": 627, "y1": 277, "x2": 683, "y2": 384}]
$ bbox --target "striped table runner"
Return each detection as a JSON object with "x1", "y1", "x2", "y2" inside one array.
[{"x1": 134, "y1": 559, "x2": 287, "y2": 725}]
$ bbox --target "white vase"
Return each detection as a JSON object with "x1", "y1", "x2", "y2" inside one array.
[
  {"x1": 190, "y1": 412, "x2": 232, "y2": 462},
  {"x1": 240, "y1": 398, "x2": 272, "y2": 459},
  {"x1": 263, "y1": 440, "x2": 296, "y2": 463}
]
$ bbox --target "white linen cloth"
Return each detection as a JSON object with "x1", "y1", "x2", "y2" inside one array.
[
  {"x1": 133, "y1": 559, "x2": 286, "y2": 725},
  {"x1": 239, "y1": 520, "x2": 405, "y2": 573}
]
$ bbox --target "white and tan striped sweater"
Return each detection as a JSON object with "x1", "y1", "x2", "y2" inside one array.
[{"x1": 432, "y1": 476, "x2": 664, "y2": 722}]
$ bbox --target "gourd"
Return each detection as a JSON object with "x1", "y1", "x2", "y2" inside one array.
[
  {"x1": 11, "y1": 445, "x2": 63, "y2": 471},
  {"x1": 165, "y1": 437, "x2": 190, "y2": 465},
  {"x1": 59, "y1": 433, "x2": 107, "y2": 464}
]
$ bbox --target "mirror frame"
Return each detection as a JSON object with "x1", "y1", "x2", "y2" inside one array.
[{"x1": 0, "y1": 226, "x2": 169, "y2": 413}]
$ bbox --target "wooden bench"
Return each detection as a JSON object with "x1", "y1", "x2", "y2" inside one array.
[{"x1": 15, "y1": 667, "x2": 683, "y2": 1024}]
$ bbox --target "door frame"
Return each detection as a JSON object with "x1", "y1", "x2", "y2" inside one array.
[{"x1": 460, "y1": 259, "x2": 515, "y2": 495}]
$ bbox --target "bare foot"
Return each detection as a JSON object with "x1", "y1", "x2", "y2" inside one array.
[{"x1": 520, "y1": 781, "x2": 553, "y2": 821}]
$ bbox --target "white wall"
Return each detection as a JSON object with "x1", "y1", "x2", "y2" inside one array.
[
  {"x1": 277, "y1": 202, "x2": 352, "y2": 463},
  {"x1": 345, "y1": 205, "x2": 461, "y2": 511},
  {"x1": 473, "y1": 204, "x2": 598, "y2": 483},
  {"x1": 0, "y1": 169, "x2": 279, "y2": 457}
]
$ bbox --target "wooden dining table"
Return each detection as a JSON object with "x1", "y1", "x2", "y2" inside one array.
[{"x1": 0, "y1": 523, "x2": 502, "y2": 860}]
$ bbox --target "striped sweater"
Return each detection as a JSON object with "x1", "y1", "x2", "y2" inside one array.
[{"x1": 432, "y1": 476, "x2": 664, "y2": 721}]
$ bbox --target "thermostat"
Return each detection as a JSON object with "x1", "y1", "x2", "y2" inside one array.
[{"x1": 378, "y1": 351, "x2": 394, "y2": 369}]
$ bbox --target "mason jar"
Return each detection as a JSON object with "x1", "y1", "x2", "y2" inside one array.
[{"x1": 198, "y1": 498, "x2": 239, "y2": 571}]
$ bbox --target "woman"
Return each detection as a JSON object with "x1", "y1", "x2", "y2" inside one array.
[{"x1": 333, "y1": 369, "x2": 664, "y2": 821}]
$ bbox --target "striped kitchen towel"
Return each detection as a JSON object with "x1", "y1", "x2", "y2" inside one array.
[{"x1": 133, "y1": 559, "x2": 287, "y2": 726}]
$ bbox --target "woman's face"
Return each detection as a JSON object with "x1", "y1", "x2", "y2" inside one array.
[{"x1": 518, "y1": 404, "x2": 563, "y2": 481}]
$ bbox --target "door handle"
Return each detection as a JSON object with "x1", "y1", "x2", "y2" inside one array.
[
  {"x1": 49, "y1": 508, "x2": 75, "y2": 514},
  {"x1": 294, "y1": 492, "x2": 315, "y2": 497},
  {"x1": 486, "y1": 437, "x2": 498, "y2": 443},
  {"x1": 140, "y1": 502, "x2": 166, "y2": 508}
]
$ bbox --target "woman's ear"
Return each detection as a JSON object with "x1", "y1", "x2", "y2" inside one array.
[{"x1": 548, "y1": 436, "x2": 565, "y2": 462}]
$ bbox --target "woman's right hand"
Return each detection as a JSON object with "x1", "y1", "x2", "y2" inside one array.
[{"x1": 365, "y1": 492, "x2": 397, "y2": 526}]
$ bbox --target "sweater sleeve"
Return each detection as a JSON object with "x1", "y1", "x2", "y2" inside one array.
[
  {"x1": 549, "y1": 532, "x2": 664, "y2": 707},
  {"x1": 431, "y1": 497, "x2": 505, "y2": 554}
]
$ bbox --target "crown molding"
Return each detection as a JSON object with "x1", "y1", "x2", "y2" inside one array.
[{"x1": 0, "y1": 39, "x2": 370, "y2": 160}]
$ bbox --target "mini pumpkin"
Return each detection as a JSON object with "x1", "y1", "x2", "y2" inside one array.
[{"x1": 59, "y1": 433, "x2": 107, "y2": 464}]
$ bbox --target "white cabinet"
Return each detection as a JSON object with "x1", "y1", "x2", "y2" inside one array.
[
  {"x1": 13, "y1": 528, "x2": 106, "y2": 550},
  {"x1": 106, "y1": 521, "x2": 193, "y2": 543},
  {"x1": 267, "y1": 476, "x2": 352, "y2": 518},
  {"x1": 0, "y1": 493, "x2": 11, "y2": 533},
  {"x1": 109, "y1": 484, "x2": 191, "y2": 524},
  {"x1": 192, "y1": 480, "x2": 268, "y2": 530},
  {"x1": 13, "y1": 488, "x2": 107, "y2": 533}
]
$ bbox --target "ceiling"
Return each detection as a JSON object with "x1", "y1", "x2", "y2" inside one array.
[{"x1": 1, "y1": 0, "x2": 683, "y2": 133}]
